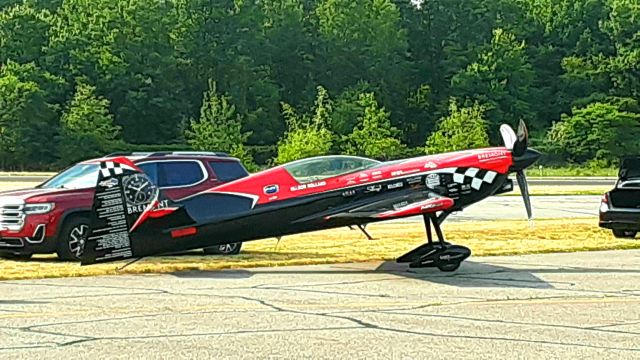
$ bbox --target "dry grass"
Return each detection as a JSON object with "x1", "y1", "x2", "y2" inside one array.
[
  {"x1": 1, "y1": 218, "x2": 636, "y2": 281},
  {"x1": 508, "y1": 185, "x2": 609, "y2": 196},
  {"x1": 0, "y1": 182, "x2": 42, "y2": 191}
]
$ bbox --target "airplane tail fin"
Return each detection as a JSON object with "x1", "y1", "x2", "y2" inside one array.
[{"x1": 81, "y1": 157, "x2": 193, "y2": 265}]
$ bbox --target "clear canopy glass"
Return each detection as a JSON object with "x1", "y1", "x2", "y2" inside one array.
[{"x1": 283, "y1": 156, "x2": 380, "y2": 183}]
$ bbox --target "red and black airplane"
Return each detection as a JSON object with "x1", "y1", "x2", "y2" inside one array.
[{"x1": 82, "y1": 121, "x2": 540, "y2": 272}]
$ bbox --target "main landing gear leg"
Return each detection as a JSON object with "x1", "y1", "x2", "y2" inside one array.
[{"x1": 396, "y1": 212, "x2": 470, "y2": 272}]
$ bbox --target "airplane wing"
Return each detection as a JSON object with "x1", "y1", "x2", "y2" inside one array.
[{"x1": 322, "y1": 193, "x2": 454, "y2": 221}]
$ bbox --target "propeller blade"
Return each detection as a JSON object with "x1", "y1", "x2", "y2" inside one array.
[
  {"x1": 512, "y1": 120, "x2": 529, "y2": 157},
  {"x1": 516, "y1": 170, "x2": 532, "y2": 219},
  {"x1": 500, "y1": 124, "x2": 517, "y2": 149}
]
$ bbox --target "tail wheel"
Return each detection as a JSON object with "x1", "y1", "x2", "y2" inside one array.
[
  {"x1": 203, "y1": 242, "x2": 242, "y2": 255},
  {"x1": 56, "y1": 216, "x2": 90, "y2": 261}
]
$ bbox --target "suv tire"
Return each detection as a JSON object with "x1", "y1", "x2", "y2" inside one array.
[
  {"x1": 57, "y1": 216, "x2": 90, "y2": 261},
  {"x1": 203, "y1": 242, "x2": 242, "y2": 255},
  {"x1": 613, "y1": 229, "x2": 637, "y2": 239}
]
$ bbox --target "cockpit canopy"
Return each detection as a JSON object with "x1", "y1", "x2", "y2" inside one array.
[{"x1": 284, "y1": 156, "x2": 381, "y2": 184}]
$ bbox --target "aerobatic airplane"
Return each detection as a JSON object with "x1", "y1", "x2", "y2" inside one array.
[{"x1": 81, "y1": 121, "x2": 540, "y2": 272}]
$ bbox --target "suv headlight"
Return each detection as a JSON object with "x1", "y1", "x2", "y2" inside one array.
[{"x1": 24, "y1": 203, "x2": 55, "y2": 214}]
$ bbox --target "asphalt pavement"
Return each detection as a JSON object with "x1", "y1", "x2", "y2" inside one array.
[{"x1": 1, "y1": 250, "x2": 640, "y2": 359}]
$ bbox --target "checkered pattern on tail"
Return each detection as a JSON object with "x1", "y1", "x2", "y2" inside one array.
[
  {"x1": 99, "y1": 161, "x2": 123, "y2": 177},
  {"x1": 438, "y1": 167, "x2": 497, "y2": 190}
]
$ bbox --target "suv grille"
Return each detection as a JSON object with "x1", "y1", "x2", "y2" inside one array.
[{"x1": 0, "y1": 203, "x2": 25, "y2": 231}]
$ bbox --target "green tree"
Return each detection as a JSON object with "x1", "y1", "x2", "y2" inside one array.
[
  {"x1": 547, "y1": 100, "x2": 640, "y2": 163},
  {"x1": 47, "y1": 0, "x2": 190, "y2": 144},
  {"x1": 185, "y1": 80, "x2": 255, "y2": 170},
  {"x1": 58, "y1": 83, "x2": 121, "y2": 164},
  {"x1": 0, "y1": 3, "x2": 51, "y2": 64},
  {"x1": 451, "y1": 28, "x2": 535, "y2": 135},
  {"x1": 275, "y1": 87, "x2": 333, "y2": 164},
  {"x1": 342, "y1": 92, "x2": 404, "y2": 160},
  {"x1": 426, "y1": 100, "x2": 490, "y2": 154},
  {"x1": 176, "y1": 0, "x2": 282, "y2": 145},
  {"x1": 0, "y1": 61, "x2": 61, "y2": 169}
]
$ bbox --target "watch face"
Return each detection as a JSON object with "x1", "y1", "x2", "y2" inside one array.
[{"x1": 122, "y1": 174, "x2": 158, "y2": 206}]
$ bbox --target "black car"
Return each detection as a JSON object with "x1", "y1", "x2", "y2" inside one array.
[{"x1": 599, "y1": 157, "x2": 640, "y2": 238}]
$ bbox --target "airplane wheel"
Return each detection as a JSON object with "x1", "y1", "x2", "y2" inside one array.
[
  {"x1": 203, "y1": 242, "x2": 242, "y2": 255},
  {"x1": 613, "y1": 230, "x2": 637, "y2": 239},
  {"x1": 437, "y1": 262, "x2": 461, "y2": 272}
]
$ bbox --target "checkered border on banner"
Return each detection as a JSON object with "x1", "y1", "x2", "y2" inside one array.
[
  {"x1": 438, "y1": 167, "x2": 497, "y2": 190},
  {"x1": 100, "y1": 161, "x2": 123, "y2": 178}
]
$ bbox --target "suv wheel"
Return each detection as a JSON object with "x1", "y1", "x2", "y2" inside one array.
[
  {"x1": 203, "y1": 242, "x2": 242, "y2": 255},
  {"x1": 613, "y1": 229, "x2": 637, "y2": 239},
  {"x1": 57, "y1": 216, "x2": 90, "y2": 261}
]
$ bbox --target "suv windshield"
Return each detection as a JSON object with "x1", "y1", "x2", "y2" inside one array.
[{"x1": 40, "y1": 163, "x2": 99, "y2": 189}]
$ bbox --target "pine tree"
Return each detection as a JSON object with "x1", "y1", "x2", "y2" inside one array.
[{"x1": 59, "y1": 83, "x2": 121, "y2": 164}]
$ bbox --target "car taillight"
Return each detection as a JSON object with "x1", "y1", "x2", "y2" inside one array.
[{"x1": 600, "y1": 193, "x2": 609, "y2": 213}]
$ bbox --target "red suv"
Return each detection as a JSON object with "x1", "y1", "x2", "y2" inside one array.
[{"x1": 0, "y1": 151, "x2": 249, "y2": 260}]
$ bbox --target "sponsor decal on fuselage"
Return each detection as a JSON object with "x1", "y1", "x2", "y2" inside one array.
[
  {"x1": 406, "y1": 176, "x2": 422, "y2": 185},
  {"x1": 426, "y1": 173, "x2": 440, "y2": 188},
  {"x1": 98, "y1": 178, "x2": 119, "y2": 188},
  {"x1": 365, "y1": 184, "x2": 382, "y2": 193},
  {"x1": 478, "y1": 150, "x2": 508, "y2": 162},
  {"x1": 392, "y1": 201, "x2": 409, "y2": 210},
  {"x1": 420, "y1": 203, "x2": 438, "y2": 210},
  {"x1": 423, "y1": 161, "x2": 438, "y2": 169},
  {"x1": 290, "y1": 181, "x2": 327, "y2": 192},
  {"x1": 342, "y1": 189, "x2": 356, "y2": 197},
  {"x1": 127, "y1": 199, "x2": 169, "y2": 215},
  {"x1": 387, "y1": 182, "x2": 403, "y2": 190},
  {"x1": 263, "y1": 184, "x2": 279, "y2": 195},
  {"x1": 391, "y1": 168, "x2": 421, "y2": 177}
]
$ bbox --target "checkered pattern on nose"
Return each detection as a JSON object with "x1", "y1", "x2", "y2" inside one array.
[
  {"x1": 100, "y1": 161, "x2": 123, "y2": 177},
  {"x1": 438, "y1": 167, "x2": 497, "y2": 190}
]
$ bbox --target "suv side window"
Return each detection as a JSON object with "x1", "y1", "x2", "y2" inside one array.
[
  {"x1": 137, "y1": 163, "x2": 159, "y2": 185},
  {"x1": 138, "y1": 161, "x2": 206, "y2": 188},
  {"x1": 209, "y1": 161, "x2": 249, "y2": 182}
]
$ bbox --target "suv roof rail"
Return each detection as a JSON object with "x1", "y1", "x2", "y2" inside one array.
[
  {"x1": 169, "y1": 151, "x2": 229, "y2": 157},
  {"x1": 105, "y1": 151, "x2": 230, "y2": 158}
]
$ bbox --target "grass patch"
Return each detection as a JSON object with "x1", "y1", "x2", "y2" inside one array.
[
  {"x1": 526, "y1": 166, "x2": 617, "y2": 177},
  {"x1": 504, "y1": 185, "x2": 609, "y2": 197},
  {"x1": 1, "y1": 218, "x2": 635, "y2": 281}
]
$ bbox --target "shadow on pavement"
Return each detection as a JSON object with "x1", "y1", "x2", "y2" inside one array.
[{"x1": 169, "y1": 260, "x2": 555, "y2": 289}]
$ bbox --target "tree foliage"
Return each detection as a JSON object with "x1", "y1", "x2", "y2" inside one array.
[
  {"x1": 426, "y1": 100, "x2": 490, "y2": 154},
  {"x1": 0, "y1": 61, "x2": 62, "y2": 168},
  {"x1": 342, "y1": 93, "x2": 404, "y2": 160},
  {"x1": 0, "y1": 0, "x2": 638, "y2": 169},
  {"x1": 547, "y1": 100, "x2": 640, "y2": 163},
  {"x1": 59, "y1": 83, "x2": 121, "y2": 164},
  {"x1": 275, "y1": 87, "x2": 334, "y2": 164},
  {"x1": 185, "y1": 80, "x2": 256, "y2": 170}
]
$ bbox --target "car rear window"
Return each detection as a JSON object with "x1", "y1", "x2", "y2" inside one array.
[
  {"x1": 138, "y1": 161, "x2": 205, "y2": 188},
  {"x1": 209, "y1": 161, "x2": 249, "y2": 182}
]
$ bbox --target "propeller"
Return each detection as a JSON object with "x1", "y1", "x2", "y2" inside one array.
[{"x1": 501, "y1": 120, "x2": 535, "y2": 220}]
